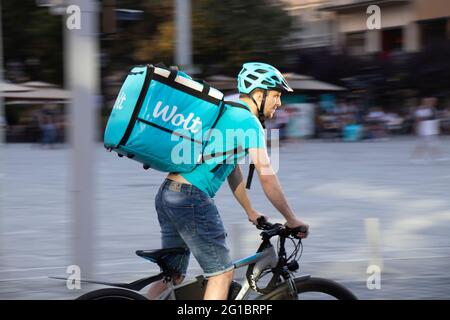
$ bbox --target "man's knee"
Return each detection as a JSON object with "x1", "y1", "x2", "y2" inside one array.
[
  {"x1": 208, "y1": 269, "x2": 234, "y2": 281},
  {"x1": 224, "y1": 269, "x2": 234, "y2": 279}
]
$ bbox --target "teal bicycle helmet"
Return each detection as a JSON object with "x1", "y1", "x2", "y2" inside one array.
[
  {"x1": 237, "y1": 62, "x2": 293, "y2": 94},
  {"x1": 237, "y1": 62, "x2": 293, "y2": 126}
]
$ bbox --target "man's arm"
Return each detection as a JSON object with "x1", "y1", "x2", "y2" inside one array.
[
  {"x1": 248, "y1": 147, "x2": 308, "y2": 234},
  {"x1": 227, "y1": 165, "x2": 262, "y2": 223}
]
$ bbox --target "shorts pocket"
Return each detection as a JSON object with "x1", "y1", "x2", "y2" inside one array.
[
  {"x1": 163, "y1": 189, "x2": 194, "y2": 208},
  {"x1": 196, "y1": 191, "x2": 215, "y2": 207}
]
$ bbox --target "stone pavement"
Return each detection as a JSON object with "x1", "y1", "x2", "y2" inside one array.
[{"x1": 1, "y1": 137, "x2": 449, "y2": 299}]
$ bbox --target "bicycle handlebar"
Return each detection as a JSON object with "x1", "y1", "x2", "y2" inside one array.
[{"x1": 256, "y1": 216, "x2": 308, "y2": 240}]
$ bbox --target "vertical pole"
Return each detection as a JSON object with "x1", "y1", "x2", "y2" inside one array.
[
  {"x1": 0, "y1": 0, "x2": 5, "y2": 262},
  {"x1": 65, "y1": 0, "x2": 99, "y2": 279},
  {"x1": 175, "y1": 0, "x2": 193, "y2": 73}
]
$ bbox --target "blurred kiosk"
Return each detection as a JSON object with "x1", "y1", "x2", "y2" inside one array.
[{"x1": 286, "y1": 103, "x2": 316, "y2": 139}]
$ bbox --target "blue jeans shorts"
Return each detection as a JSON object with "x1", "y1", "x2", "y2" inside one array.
[{"x1": 154, "y1": 179, "x2": 234, "y2": 278}]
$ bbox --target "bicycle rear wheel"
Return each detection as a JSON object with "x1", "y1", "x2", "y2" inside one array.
[
  {"x1": 76, "y1": 288, "x2": 148, "y2": 300},
  {"x1": 260, "y1": 277, "x2": 357, "y2": 300}
]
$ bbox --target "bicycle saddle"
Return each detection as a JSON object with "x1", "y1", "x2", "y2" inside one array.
[{"x1": 136, "y1": 248, "x2": 187, "y2": 263}]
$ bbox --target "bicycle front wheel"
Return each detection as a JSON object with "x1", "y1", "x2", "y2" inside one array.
[
  {"x1": 260, "y1": 277, "x2": 357, "y2": 300},
  {"x1": 76, "y1": 288, "x2": 148, "y2": 300}
]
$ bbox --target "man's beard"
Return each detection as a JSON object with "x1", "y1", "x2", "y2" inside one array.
[{"x1": 267, "y1": 110, "x2": 275, "y2": 119}]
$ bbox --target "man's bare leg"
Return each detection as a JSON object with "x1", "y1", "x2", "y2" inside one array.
[
  {"x1": 203, "y1": 269, "x2": 234, "y2": 300},
  {"x1": 147, "y1": 275, "x2": 184, "y2": 300}
]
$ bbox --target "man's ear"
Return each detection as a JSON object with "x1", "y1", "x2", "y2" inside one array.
[{"x1": 251, "y1": 90, "x2": 263, "y2": 104}]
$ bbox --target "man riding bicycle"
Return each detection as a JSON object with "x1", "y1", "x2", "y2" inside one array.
[{"x1": 148, "y1": 62, "x2": 309, "y2": 300}]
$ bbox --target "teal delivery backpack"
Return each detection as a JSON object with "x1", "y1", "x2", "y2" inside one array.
[{"x1": 104, "y1": 64, "x2": 225, "y2": 173}]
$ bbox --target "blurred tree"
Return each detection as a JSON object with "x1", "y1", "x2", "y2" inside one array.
[
  {"x1": 3, "y1": 0, "x2": 293, "y2": 83},
  {"x1": 106, "y1": 0, "x2": 173, "y2": 69},
  {"x1": 134, "y1": 0, "x2": 294, "y2": 76},
  {"x1": 131, "y1": 0, "x2": 174, "y2": 65},
  {"x1": 193, "y1": 0, "x2": 294, "y2": 75},
  {"x1": 2, "y1": 0, "x2": 63, "y2": 84}
]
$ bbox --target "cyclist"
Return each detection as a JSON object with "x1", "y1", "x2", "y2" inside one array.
[{"x1": 148, "y1": 62, "x2": 309, "y2": 300}]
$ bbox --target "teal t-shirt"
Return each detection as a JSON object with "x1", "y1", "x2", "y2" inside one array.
[{"x1": 181, "y1": 101, "x2": 266, "y2": 198}]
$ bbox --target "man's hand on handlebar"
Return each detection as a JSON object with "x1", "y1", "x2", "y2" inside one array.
[
  {"x1": 256, "y1": 216, "x2": 309, "y2": 239},
  {"x1": 285, "y1": 218, "x2": 309, "y2": 239},
  {"x1": 247, "y1": 209, "x2": 268, "y2": 226}
]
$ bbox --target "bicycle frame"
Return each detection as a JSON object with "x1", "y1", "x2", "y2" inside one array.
[
  {"x1": 233, "y1": 240, "x2": 279, "y2": 300},
  {"x1": 156, "y1": 238, "x2": 310, "y2": 300},
  {"x1": 52, "y1": 228, "x2": 312, "y2": 300}
]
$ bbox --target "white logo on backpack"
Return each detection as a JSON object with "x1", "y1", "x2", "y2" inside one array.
[
  {"x1": 153, "y1": 101, "x2": 203, "y2": 134},
  {"x1": 113, "y1": 92, "x2": 126, "y2": 110}
]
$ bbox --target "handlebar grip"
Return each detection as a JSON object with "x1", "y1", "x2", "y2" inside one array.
[
  {"x1": 291, "y1": 225, "x2": 308, "y2": 233},
  {"x1": 256, "y1": 216, "x2": 266, "y2": 226},
  {"x1": 287, "y1": 225, "x2": 309, "y2": 238},
  {"x1": 256, "y1": 216, "x2": 273, "y2": 230}
]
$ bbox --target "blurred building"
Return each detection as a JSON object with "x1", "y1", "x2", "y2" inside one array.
[
  {"x1": 282, "y1": 0, "x2": 336, "y2": 49},
  {"x1": 319, "y1": 0, "x2": 450, "y2": 55},
  {"x1": 282, "y1": 0, "x2": 450, "y2": 55}
]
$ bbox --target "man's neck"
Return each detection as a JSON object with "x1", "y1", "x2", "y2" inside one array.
[{"x1": 239, "y1": 97, "x2": 258, "y2": 117}]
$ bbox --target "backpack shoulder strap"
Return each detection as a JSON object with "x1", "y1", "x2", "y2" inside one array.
[
  {"x1": 225, "y1": 100, "x2": 251, "y2": 112},
  {"x1": 224, "y1": 101, "x2": 260, "y2": 190}
]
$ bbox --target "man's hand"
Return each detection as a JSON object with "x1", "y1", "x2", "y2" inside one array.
[
  {"x1": 285, "y1": 218, "x2": 309, "y2": 239},
  {"x1": 247, "y1": 209, "x2": 267, "y2": 226}
]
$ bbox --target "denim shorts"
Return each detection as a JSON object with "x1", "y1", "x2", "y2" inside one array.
[{"x1": 154, "y1": 179, "x2": 234, "y2": 278}]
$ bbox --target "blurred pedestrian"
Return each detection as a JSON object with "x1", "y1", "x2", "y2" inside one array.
[
  {"x1": 411, "y1": 97, "x2": 446, "y2": 163},
  {"x1": 365, "y1": 107, "x2": 388, "y2": 141},
  {"x1": 319, "y1": 111, "x2": 341, "y2": 140},
  {"x1": 0, "y1": 113, "x2": 6, "y2": 132},
  {"x1": 438, "y1": 106, "x2": 450, "y2": 135},
  {"x1": 39, "y1": 113, "x2": 58, "y2": 148}
]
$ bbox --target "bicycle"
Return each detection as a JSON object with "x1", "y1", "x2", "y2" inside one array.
[{"x1": 70, "y1": 218, "x2": 357, "y2": 300}]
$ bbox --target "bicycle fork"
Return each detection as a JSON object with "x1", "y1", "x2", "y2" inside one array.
[{"x1": 286, "y1": 274, "x2": 299, "y2": 299}]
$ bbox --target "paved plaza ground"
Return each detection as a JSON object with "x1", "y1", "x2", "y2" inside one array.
[{"x1": 1, "y1": 137, "x2": 449, "y2": 299}]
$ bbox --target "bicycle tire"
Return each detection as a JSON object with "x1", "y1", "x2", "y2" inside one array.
[
  {"x1": 259, "y1": 277, "x2": 357, "y2": 300},
  {"x1": 76, "y1": 288, "x2": 148, "y2": 300}
]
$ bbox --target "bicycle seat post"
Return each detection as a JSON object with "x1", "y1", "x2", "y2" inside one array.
[{"x1": 163, "y1": 275, "x2": 177, "y2": 300}]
